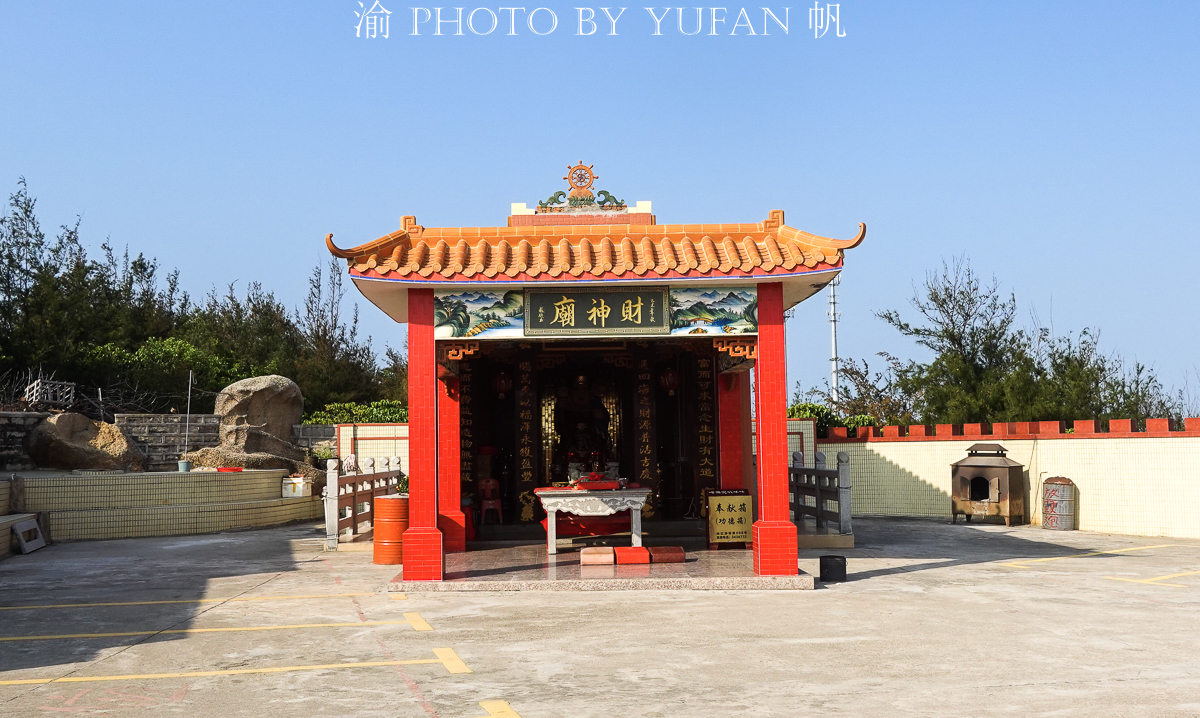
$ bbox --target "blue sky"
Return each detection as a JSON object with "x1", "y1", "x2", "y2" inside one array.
[{"x1": 2, "y1": 1, "x2": 1197, "y2": 397}]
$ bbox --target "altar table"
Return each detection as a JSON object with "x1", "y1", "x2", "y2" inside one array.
[{"x1": 535, "y1": 488, "x2": 652, "y2": 555}]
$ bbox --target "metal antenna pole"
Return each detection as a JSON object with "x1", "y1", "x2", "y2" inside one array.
[
  {"x1": 828, "y1": 276, "x2": 841, "y2": 406},
  {"x1": 184, "y1": 370, "x2": 193, "y2": 454}
]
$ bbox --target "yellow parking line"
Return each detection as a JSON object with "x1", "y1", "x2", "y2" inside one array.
[
  {"x1": 404, "y1": 612, "x2": 434, "y2": 631},
  {"x1": 472, "y1": 700, "x2": 523, "y2": 717},
  {"x1": 0, "y1": 619, "x2": 423, "y2": 642},
  {"x1": 0, "y1": 648, "x2": 470, "y2": 686},
  {"x1": 434, "y1": 647, "x2": 473, "y2": 674},
  {"x1": 0, "y1": 592, "x2": 389, "y2": 611},
  {"x1": 1104, "y1": 569, "x2": 1200, "y2": 588},
  {"x1": 999, "y1": 544, "x2": 1173, "y2": 568}
]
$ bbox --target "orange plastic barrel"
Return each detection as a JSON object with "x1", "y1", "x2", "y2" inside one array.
[{"x1": 373, "y1": 495, "x2": 409, "y2": 565}]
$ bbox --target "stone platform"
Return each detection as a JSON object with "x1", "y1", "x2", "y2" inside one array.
[{"x1": 387, "y1": 543, "x2": 815, "y2": 591}]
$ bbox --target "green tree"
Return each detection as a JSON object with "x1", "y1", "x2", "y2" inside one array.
[
  {"x1": 292, "y1": 259, "x2": 380, "y2": 411},
  {"x1": 863, "y1": 258, "x2": 1181, "y2": 425},
  {"x1": 379, "y1": 344, "x2": 408, "y2": 404}
]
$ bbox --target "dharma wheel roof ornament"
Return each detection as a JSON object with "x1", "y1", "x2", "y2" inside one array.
[{"x1": 539, "y1": 161, "x2": 625, "y2": 212}]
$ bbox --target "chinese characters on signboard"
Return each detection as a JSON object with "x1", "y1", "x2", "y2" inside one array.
[
  {"x1": 706, "y1": 489, "x2": 752, "y2": 543},
  {"x1": 459, "y1": 363, "x2": 474, "y2": 480},
  {"x1": 525, "y1": 288, "x2": 669, "y2": 336},
  {"x1": 695, "y1": 356, "x2": 716, "y2": 485},
  {"x1": 515, "y1": 358, "x2": 537, "y2": 520},
  {"x1": 634, "y1": 355, "x2": 657, "y2": 517}
]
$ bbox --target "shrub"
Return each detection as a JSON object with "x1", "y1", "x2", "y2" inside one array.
[
  {"x1": 787, "y1": 402, "x2": 843, "y2": 434},
  {"x1": 843, "y1": 415, "x2": 879, "y2": 434},
  {"x1": 303, "y1": 399, "x2": 408, "y2": 425}
]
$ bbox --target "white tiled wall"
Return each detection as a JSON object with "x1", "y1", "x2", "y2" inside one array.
[
  {"x1": 820, "y1": 437, "x2": 1200, "y2": 539},
  {"x1": 337, "y1": 424, "x2": 411, "y2": 474}
]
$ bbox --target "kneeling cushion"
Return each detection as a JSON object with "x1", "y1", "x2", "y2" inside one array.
[
  {"x1": 580, "y1": 547, "x2": 615, "y2": 565},
  {"x1": 614, "y1": 546, "x2": 651, "y2": 565},
  {"x1": 648, "y1": 546, "x2": 686, "y2": 563}
]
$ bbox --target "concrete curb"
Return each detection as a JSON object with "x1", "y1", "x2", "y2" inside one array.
[{"x1": 387, "y1": 574, "x2": 816, "y2": 591}]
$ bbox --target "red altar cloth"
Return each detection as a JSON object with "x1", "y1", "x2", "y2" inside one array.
[{"x1": 538, "y1": 510, "x2": 631, "y2": 537}]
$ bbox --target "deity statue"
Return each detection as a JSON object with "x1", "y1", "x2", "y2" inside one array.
[{"x1": 553, "y1": 375, "x2": 613, "y2": 475}]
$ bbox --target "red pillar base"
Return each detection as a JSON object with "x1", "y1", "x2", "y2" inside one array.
[
  {"x1": 752, "y1": 521, "x2": 798, "y2": 576},
  {"x1": 438, "y1": 510, "x2": 467, "y2": 553},
  {"x1": 400, "y1": 527, "x2": 444, "y2": 581}
]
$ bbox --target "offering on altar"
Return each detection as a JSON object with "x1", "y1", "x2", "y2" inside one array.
[{"x1": 570, "y1": 471, "x2": 620, "y2": 491}]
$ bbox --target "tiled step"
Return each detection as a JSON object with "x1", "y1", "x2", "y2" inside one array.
[
  {"x1": 43, "y1": 497, "x2": 323, "y2": 541},
  {"x1": 22, "y1": 470, "x2": 289, "y2": 511}
]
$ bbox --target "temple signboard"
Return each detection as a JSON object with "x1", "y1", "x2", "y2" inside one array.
[
  {"x1": 434, "y1": 286, "x2": 758, "y2": 339},
  {"x1": 524, "y1": 288, "x2": 669, "y2": 336}
]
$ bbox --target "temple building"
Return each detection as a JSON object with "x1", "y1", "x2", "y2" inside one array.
[{"x1": 326, "y1": 163, "x2": 865, "y2": 579}]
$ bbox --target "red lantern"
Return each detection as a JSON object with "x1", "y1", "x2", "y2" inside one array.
[
  {"x1": 659, "y1": 368, "x2": 679, "y2": 396},
  {"x1": 492, "y1": 372, "x2": 513, "y2": 399}
]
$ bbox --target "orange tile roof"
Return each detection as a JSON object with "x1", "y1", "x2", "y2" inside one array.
[{"x1": 327, "y1": 210, "x2": 865, "y2": 282}]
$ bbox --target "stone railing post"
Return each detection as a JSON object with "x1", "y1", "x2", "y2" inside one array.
[
  {"x1": 324, "y1": 459, "x2": 340, "y2": 551},
  {"x1": 837, "y1": 451, "x2": 852, "y2": 535},
  {"x1": 814, "y1": 452, "x2": 826, "y2": 527},
  {"x1": 790, "y1": 451, "x2": 803, "y2": 522}
]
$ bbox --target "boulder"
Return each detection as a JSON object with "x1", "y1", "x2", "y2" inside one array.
[
  {"x1": 29, "y1": 413, "x2": 146, "y2": 471},
  {"x1": 219, "y1": 377, "x2": 307, "y2": 444},
  {"x1": 215, "y1": 375, "x2": 305, "y2": 459},
  {"x1": 184, "y1": 375, "x2": 322, "y2": 483}
]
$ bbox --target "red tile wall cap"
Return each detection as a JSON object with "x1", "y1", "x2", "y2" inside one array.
[
  {"x1": 326, "y1": 210, "x2": 866, "y2": 282},
  {"x1": 817, "y1": 417, "x2": 1200, "y2": 442},
  {"x1": 1109, "y1": 419, "x2": 1134, "y2": 433}
]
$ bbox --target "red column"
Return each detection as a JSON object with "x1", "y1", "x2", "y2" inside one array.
[
  {"x1": 718, "y1": 372, "x2": 746, "y2": 489},
  {"x1": 752, "y1": 282, "x2": 798, "y2": 576},
  {"x1": 401, "y1": 288, "x2": 444, "y2": 580},
  {"x1": 438, "y1": 376, "x2": 466, "y2": 553}
]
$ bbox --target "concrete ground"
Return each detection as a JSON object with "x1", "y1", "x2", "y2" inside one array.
[{"x1": 1, "y1": 518, "x2": 1198, "y2": 717}]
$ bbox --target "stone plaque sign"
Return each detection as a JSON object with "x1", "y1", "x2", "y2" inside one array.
[
  {"x1": 705, "y1": 489, "x2": 752, "y2": 544},
  {"x1": 524, "y1": 287, "x2": 669, "y2": 336}
]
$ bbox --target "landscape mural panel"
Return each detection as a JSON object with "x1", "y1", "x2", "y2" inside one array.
[
  {"x1": 669, "y1": 287, "x2": 758, "y2": 335},
  {"x1": 434, "y1": 289, "x2": 525, "y2": 339}
]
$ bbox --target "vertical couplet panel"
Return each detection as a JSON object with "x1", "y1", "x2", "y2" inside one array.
[
  {"x1": 514, "y1": 355, "x2": 538, "y2": 522},
  {"x1": 402, "y1": 288, "x2": 444, "y2": 580},
  {"x1": 633, "y1": 354, "x2": 658, "y2": 506},
  {"x1": 694, "y1": 355, "x2": 717, "y2": 491},
  {"x1": 752, "y1": 282, "x2": 798, "y2": 576},
  {"x1": 459, "y1": 361, "x2": 475, "y2": 491}
]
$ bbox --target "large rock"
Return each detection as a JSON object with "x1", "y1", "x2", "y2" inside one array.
[
  {"x1": 216, "y1": 375, "x2": 305, "y2": 459},
  {"x1": 29, "y1": 413, "x2": 146, "y2": 471},
  {"x1": 185, "y1": 375, "x2": 321, "y2": 482}
]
